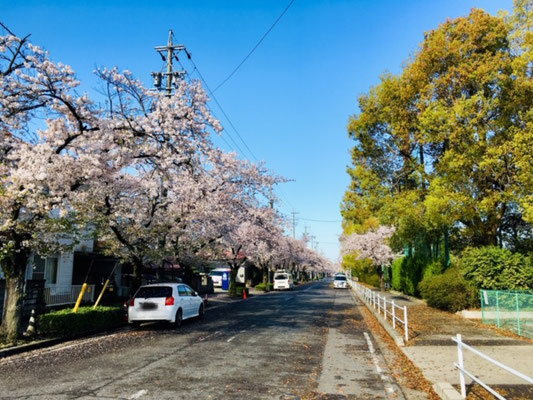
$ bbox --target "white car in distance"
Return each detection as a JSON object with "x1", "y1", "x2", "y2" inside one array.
[
  {"x1": 333, "y1": 275, "x2": 348, "y2": 289},
  {"x1": 128, "y1": 283, "x2": 204, "y2": 327},
  {"x1": 273, "y1": 272, "x2": 294, "y2": 290}
]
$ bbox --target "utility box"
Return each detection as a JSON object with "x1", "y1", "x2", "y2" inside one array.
[{"x1": 221, "y1": 272, "x2": 230, "y2": 290}]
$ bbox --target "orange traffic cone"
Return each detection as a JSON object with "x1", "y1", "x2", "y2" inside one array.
[
  {"x1": 204, "y1": 293, "x2": 208, "y2": 305},
  {"x1": 243, "y1": 288, "x2": 248, "y2": 299}
]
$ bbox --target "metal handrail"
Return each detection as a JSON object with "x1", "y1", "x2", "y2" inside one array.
[
  {"x1": 349, "y1": 279, "x2": 409, "y2": 341},
  {"x1": 452, "y1": 333, "x2": 533, "y2": 399}
]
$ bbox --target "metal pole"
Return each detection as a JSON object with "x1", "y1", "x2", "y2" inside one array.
[
  {"x1": 392, "y1": 301, "x2": 396, "y2": 329},
  {"x1": 496, "y1": 291, "x2": 501, "y2": 328},
  {"x1": 166, "y1": 30, "x2": 173, "y2": 96},
  {"x1": 404, "y1": 306, "x2": 408, "y2": 341},
  {"x1": 383, "y1": 296, "x2": 387, "y2": 320},
  {"x1": 457, "y1": 334, "x2": 466, "y2": 398},
  {"x1": 515, "y1": 293, "x2": 521, "y2": 336}
]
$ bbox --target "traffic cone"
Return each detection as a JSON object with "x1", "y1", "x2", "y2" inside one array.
[
  {"x1": 24, "y1": 309, "x2": 36, "y2": 337},
  {"x1": 204, "y1": 293, "x2": 208, "y2": 305},
  {"x1": 243, "y1": 288, "x2": 248, "y2": 299}
]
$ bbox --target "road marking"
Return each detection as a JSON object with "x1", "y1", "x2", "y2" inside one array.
[
  {"x1": 363, "y1": 332, "x2": 396, "y2": 397},
  {"x1": 198, "y1": 331, "x2": 220, "y2": 342},
  {"x1": 227, "y1": 329, "x2": 246, "y2": 343},
  {"x1": 129, "y1": 389, "x2": 147, "y2": 399}
]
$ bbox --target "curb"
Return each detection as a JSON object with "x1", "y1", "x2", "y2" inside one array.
[
  {"x1": 0, "y1": 323, "x2": 128, "y2": 359},
  {"x1": 432, "y1": 382, "x2": 462, "y2": 400},
  {"x1": 349, "y1": 286, "x2": 405, "y2": 347}
]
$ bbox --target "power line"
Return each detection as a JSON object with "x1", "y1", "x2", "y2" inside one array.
[
  {"x1": 188, "y1": 58, "x2": 260, "y2": 162},
  {"x1": 299, "y1": 218, "x2": 342, "y2": 223},
  {"x1": 213, "y1": 0, "x2": 296, "y2": 93}
]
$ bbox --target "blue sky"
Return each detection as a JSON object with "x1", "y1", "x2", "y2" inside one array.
[{"x1": 3, "y1": 0, "x2": 513, "y2": 261}]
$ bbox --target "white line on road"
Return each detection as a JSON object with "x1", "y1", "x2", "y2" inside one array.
[
  {"x1": 129, "y1": 389, "x2": 148, "y2": 399},
  {"x1": 227, "y1": 329, "x2": 247, "y2": 343},
  {"x1": 364, "y1": 332, "x2": 396, "y2": 397}
]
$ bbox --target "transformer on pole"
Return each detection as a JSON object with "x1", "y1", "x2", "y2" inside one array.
[{"x1": 151, "y1": 30, "x2": 190, "y2": 95}]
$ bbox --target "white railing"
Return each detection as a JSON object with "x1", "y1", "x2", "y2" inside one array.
[
  {"x1": 44, "y1": 285, "x2": 95, "y2": 306},
  {"x1": 453, "y1": 334, "x2": 533, "y2": 399},
  {"x1": 349, "y1": 279, "x2": 409, "y2": 342}
]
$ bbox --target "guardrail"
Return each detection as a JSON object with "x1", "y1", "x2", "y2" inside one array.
[
  {"x1": 453, "y1": 334, "x2": 533, "y2": 399},
  {"x1": 349, "y1": 279, "x2": 409, "y2": 341}
]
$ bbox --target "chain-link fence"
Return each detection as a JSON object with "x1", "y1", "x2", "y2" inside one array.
[{"x1": 480, "y1": 290, "x2": 533, "y2": 339}]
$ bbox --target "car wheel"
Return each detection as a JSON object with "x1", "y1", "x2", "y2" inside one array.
[
  {"x1": 174, "y1": 309, "x2": 183, "y2": 328},
  {"x1": 198, "y1": 303, "x2": 205, "y2": 319}
]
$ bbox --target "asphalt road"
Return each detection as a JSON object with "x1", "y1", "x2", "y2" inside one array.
[{"x1": 0, "y1": 280, "x2": 404, "y2": 400}]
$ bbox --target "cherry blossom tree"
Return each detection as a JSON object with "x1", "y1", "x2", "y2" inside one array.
[
  {"x1": 340, "y1": 225, "x2": 398, "y2": 290},
  {"x1": 0, "y1": 30, "x2": 102, "y2": 339}
]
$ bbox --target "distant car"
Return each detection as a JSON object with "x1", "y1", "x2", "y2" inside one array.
[
  {"x1": 127, "y1": 283, "x2": 204, "y2": 327},
  {"x1": 273, "y1": 272, "x2": 294, "y2": 290},
  {"x1": 333, "y1": 275, "x2": 348, "y2": 289}
]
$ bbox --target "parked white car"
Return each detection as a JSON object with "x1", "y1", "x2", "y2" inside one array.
[
  {"x1": 273, "y1": 272, "x2": 294, "y2": 290},
  {"x1": 333, "y1": 275, "x2": 348, "y2": 289},
  {"x1": 128, "y1": 283, "x2": 204, "y2": 327}
]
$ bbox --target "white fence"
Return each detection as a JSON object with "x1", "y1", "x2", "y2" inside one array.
[
  {"x1": 453, "y1": 334, "x2": 533, "y2": 399},
  {"x1": 349, "y1": 279, "x2": 409, "y2": 342},
  {"x1": 44, "y1": 285, "x2": 95, "y2": 306}
]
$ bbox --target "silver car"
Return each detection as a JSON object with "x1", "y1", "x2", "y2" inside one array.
[{"x1": 128, "y1": 283, "x2": 204, "y2": 327}]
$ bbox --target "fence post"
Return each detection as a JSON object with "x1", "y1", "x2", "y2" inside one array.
[
  {"x1": 457, "y1": 334, "x2": 466, "y2": 398},
  {"x1": 515, "y1": 293, "x2": 521, "y2": 336},
  {"x1": 383, "y1": 296, "x2": 387, "y2": 320},
  {"x1": 378, "y1": 295, "x2": 381, "y2": 315},
  {"x1": 404, "y1": 306, "x2": 408, "y2": 342},
  {"x1": 392, "y1": 301, "x2": 396, "y2": 329},
  {"x1": 496, "y1": 291, "x2": 501, "y2": 328}
]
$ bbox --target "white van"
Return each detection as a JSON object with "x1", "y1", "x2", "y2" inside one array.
[{"x1": 273, "y1": 271, "x2": 294, "y2": 290}]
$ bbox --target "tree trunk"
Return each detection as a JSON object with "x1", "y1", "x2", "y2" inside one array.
[
  {"x1": 228, "y1": 264, "x2": 239, "y2": 297},
  {"x1": 0, "y1": 250, "x2": 29, "y2": 341}
]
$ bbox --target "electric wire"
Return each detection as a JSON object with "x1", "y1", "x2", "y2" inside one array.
[
  {"x1": 188, "y1": 58, "x2": 260, "y2": 163},
  {"x1": 212, "y1": 0, "x2": 296, "y2": 93}
]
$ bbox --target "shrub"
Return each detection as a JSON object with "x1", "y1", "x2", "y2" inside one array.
[
  {"x1": 38, "y1": 306, "x2": 124, "y2": 337},
  {"x1": 419, "y1": 267, "x2": 478, "y2": 312},
  {"x1": 255, "y1": 283, "x2": 273, "y2": 292},
  {"x1": 459, "y1": 246, "x2": 533, "y2": 290},
  {"x1": 391, "y1": 255, "x2": 427, "y2": 296},
  {"x1": 344, "y1": 254, "x2": 380, "y2": 287}
]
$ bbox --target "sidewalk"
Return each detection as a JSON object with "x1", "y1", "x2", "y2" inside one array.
[{"x1": 353, "y1": 285, "x2": 533, "y2": 399}]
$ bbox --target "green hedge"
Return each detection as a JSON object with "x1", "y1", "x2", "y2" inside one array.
[
  {"x1": 254, "y1": 283, "x2": 273, "y2": 292},
  {"x1": 459, "y1": 246, "x2": 533, "y2": 290},
  {"x1": 391, "y1": 256, "x2": 427, "y2": 296},
  {"x1": 38, "y1": 306, "x2": 124, "y2": 337},
  {"x1": 419, "y1": 267, "x2": 478, "y2": 312}
]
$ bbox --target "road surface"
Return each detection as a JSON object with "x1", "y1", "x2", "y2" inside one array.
[{"x1": 0, "y1": 280, "x2": 405, "y2": 399}]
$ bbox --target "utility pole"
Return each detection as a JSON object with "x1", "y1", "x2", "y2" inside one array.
[
  {"x1": 291, "y1": 211, "x2": 299, "y2": 238},
  {"x1": 151, "y1": 30, "x2": 190, "y2": 96}
]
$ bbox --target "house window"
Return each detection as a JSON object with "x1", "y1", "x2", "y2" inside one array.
[
  {"x1": 32, "y1": 256, "x2": 46, "y2": 280},
  {"x1": 32, "y1": 255, "x2": 59, "y2": 284},
  {"x1": 46, "y1": 257, "x2": 59, "y2": 284}
]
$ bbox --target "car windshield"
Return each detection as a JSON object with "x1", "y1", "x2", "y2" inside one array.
[
  {"x1": 274, "y1": 274, "x2": 288, "y2": 280},
  {"x1": 334, "y1": 276, "x2": 347, "y2": 281},
  {"x1": 135, "y1": 286, "x2": 172, "y2": 298},
  {"x1": 209, "y1": 271, "x2": 226, "y2": 276}
]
